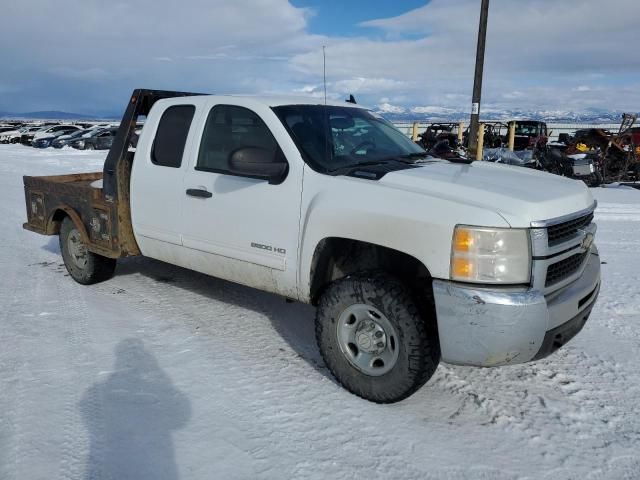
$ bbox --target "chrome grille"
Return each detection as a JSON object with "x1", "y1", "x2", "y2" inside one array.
[
  {"x1": 547, "y1": 213, "x2": 594, "y2": 245},
  {"x1": 545, "y1": 251, "x2": 589, "y2": 287},
  {"x1": 531, "y1": 202, "x2": 597, "y2": 294}
]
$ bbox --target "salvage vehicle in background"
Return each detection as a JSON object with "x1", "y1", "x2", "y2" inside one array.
[
  {"x1": 0, "y1": 125, "x2": 28, "y2": 143},
  {"x1": 534, "y1": 144, "x2": 601, "y2": 187},
  {"x1": 22, "y1": 89, "x2": 601, "y2": 403},
  {"x1": 51, "y1": 129, "x2": 91, "y2": 148},
  {"x1": 32, "y1": 124, "x2": 82, "y2": 141},
  {"x1": 562, "y1": 114, "x2": 638, "y2": 182},
  {"x1": 32, "y1": 125, "x2": 83, "y2": 148},
  {"x1": 509, "y1": 120, "x2": 549, "y2": 151},
  {"x1": 416, "y1": 123, "x2": 460, "y2": 150},
  {"x1": 0, "y1": 126, "x2": 17, "y2": 135},
  {"x1": 0, "y1": 126, "x2": 21, "y2": 143},
  {"x1": 20, "y1": 124, "x2": 55, "y2": 145},
  {"x1": 70, "y1": 127, "x2": 117, "y2": 150}
]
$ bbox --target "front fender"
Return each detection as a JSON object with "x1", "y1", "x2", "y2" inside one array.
[{"x1": 297, "y1": 178, "x2": 509, "y2": 301}]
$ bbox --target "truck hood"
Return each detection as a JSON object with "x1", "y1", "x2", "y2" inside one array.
[{"x1": 379, "y1": 160, "x2": 594, "y2": 227}]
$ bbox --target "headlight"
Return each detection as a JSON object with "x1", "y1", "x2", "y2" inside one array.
[{"x1": 450, "y1": 226, "x2": 531, "y2": 284}]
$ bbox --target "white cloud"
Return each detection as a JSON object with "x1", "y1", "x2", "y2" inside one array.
[
  {"x1": 377, "y1": 102, "x2": 406, "y2": 114},
  {"x1": 0, "y1": 0, "x2": 639, "y2": 114}
]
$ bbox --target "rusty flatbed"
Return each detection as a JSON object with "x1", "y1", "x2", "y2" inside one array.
[{"x1": 22, "y1": 89, "x2": 204, "y2": 259}]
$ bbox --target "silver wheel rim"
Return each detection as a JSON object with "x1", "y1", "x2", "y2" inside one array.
[
  {"x1": 67, "y1": 228, "x2": 88, "y2": 269},
  {"x1": 336, "y1": 304, "x2": 399, "y2": 376}
]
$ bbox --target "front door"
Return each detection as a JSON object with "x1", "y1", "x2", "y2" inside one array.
[{"x1": 180, "y1": 101, "x2": 303, "y2": 297}]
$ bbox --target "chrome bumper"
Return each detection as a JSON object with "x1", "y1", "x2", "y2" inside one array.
[{"x1": 432, "y1": 247, "x2": 601, "y2": 367}]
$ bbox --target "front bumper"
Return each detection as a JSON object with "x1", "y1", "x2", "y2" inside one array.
[{"x1": 432, "y1": 247, "x2": 601, "y2": 367}]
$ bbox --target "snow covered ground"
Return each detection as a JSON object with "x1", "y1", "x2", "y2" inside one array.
[{"x1": 1, "y1": 144, "x2": 639, "y2": 480}]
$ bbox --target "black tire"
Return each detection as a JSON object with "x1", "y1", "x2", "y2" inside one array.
[
  {"x1": 588, "y1": 172, "x2": 603, "y2": 187},
  {"x1": 316, "y1": 272, "x2": 440, "y2": 403},
  {"x1": 59, "y1": 217, "x2": 116, "y2": 285},
  {"x1": 84, "y1": 143, "x2": 94, "y2": 150}
]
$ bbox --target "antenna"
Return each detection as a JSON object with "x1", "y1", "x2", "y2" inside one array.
[{"x1": 322, "y1": 45, "x2": 327, "y2": 105}]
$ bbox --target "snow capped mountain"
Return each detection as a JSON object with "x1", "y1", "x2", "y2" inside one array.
[{"x1": 375, "y1": 105, "x2": 634, "y2": 123}]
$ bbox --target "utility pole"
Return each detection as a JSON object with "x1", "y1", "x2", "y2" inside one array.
[{"x1": 467, "y1": 0, "x2": 490, "y2": 158}]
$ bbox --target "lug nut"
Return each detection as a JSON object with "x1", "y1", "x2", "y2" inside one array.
[
  {"x1": 375, "y1": 331, "x2": 383, "y2": 338},
  {"x1": 377, "y1": 342, "x2": 384, "y2": 348}
]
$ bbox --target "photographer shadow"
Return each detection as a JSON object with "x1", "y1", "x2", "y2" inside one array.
[{"x1": 80, "y1": 338, "x2": 191, "y2": 480}]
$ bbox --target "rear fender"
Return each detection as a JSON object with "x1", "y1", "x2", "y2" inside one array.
[{"x1": 48, "y1": 205, "x2": 90, "y2": 244}]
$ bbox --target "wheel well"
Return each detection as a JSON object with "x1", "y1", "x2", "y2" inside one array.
[
  {"x1": 49, "y1": 209, "x2": 69, "y2": 234},
  {"x1": 309, "y1": 238, "x2": 433, "y2": 306}
]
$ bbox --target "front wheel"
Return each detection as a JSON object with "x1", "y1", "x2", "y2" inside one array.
[
  {"x1": 59, "y1": 217, "x2": 116, "y2": 284},
  {"x1": 316, "y1": 272, "x2": 440, "y2": 403}
]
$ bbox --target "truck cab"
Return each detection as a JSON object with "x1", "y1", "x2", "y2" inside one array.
[
  {"x1": 511, "y1": 120, "x2": 548, "y2": 150},
  {"x1": 23, "y1": 90, "x2": 600, "y2": 403}
]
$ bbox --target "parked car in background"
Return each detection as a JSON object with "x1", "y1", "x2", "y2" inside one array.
[
  {"x1": 20, "y1": 124, "x2": 54, "y2": 145},
  {"x1": 31, "y1": 125, "x2": 84, "y2": 148},
  {"x1": 0, "y1": 126, "x2": 18, "y2": 142},
  {"x1": 70, "y1": 127, "x2": 118, "y2": 150},
  {"x1": 51, "y1": 129, "x2": 91, "y2": 149},
  {"x1": 1, "y1": 125, "x2": 32, "y2": 144},
  {"x1": 32, "y1": 124, "x2": 82, "y2": 142}
]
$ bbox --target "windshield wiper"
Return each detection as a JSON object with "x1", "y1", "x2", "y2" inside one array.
[
  {"x1": 400, "y1": 151, "x2": 474, "y2": 165},
  {"x1": 328, "y1": 160, "x2": 399, "y2": 173},
  {"x1": 399, "y1": 152, "x2": 431, "y2": 159},
  {"x1": 374, "y1": 152, "x2": 435, "y2": 163}
]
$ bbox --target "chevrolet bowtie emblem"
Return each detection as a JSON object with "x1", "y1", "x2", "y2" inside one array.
[{"x1": 581, "y1": 231, "x2": 594, "y2": 251}]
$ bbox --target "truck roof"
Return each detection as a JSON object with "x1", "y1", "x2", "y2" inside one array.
[{"x1": 160, "y1": 94, "x2": 366, "y2": 109}]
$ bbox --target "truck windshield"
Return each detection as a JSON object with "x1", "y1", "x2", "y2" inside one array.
[
  {"x1": 272, "y1": 105, "x2": 426, "y2": 172},
  {"x1": 515, "y1": 123, "x2": 543, "y2": 136}
]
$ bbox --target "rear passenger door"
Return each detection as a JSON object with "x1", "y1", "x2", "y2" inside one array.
[
  {"x1": 130, "y1": 103, "x2": 198, "y2": 250},
  {"x1": 180, "y1": 101, "x2": 303, "y2": 297}
]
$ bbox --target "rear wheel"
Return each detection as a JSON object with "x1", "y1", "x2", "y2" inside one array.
[
  {"x1": 316, "y1": 272, "x2": 440, "y2": 403},
  {"x1": 59, "y1": 217, "x2": 116, "y2": 284}
]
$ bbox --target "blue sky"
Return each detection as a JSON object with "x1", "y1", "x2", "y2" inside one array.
[
  {"x1": 1, "y1": 0, "x2": 638, "y2": 116},
  {"x1": 290, "y1": 0, "x2": 429, "y2": 36}
]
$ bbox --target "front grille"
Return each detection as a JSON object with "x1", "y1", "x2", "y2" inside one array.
[
  {"x1": 547, "y1": 213, "x2": 593, "y2": 245},
  {"x1": 545, "y1": 251, "x2": 589, "y2": 287}
]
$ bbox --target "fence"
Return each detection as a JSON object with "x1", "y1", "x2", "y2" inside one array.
[{"x1": 393, "y1": 121, "x2": 623, "y2": 142}]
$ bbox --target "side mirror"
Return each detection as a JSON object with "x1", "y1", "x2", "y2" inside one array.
[{"x1": 229, "y1": 147, "x2": 288, "y2": 184}]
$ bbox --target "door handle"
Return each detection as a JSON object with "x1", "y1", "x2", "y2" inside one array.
[{"x1": 186, "y1": 188, "x2": 212, "y2": 198}]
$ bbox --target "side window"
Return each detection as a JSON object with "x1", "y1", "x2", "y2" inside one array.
[
  {"x1": 196, "y1": 105, "x2": 279, "y2": 173},
  {"x1": 151, "y1": 105, "x2": 195, "y2": 168}
]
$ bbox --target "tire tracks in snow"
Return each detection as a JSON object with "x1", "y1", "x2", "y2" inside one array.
[
  {"x1": 83, "y1": 259, "x2": 456, "y2": 479},
  {"x1": 0, "y1": 256, "x2": 40, "y2": 480},
  {"x1": 428, "y1": 347, "x2": 640, "y2": 473},
  {"x1": 55, "y1": 273, "x2": 105, "y2": 480}
]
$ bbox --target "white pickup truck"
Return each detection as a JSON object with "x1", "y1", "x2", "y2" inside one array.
[{"x1": 23, "y1": 89, "x2": 601, "y2": 403}]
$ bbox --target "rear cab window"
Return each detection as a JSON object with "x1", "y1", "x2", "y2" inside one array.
[{"x1": 151, "y1": 105, "x2": 196, "y2": 168}]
